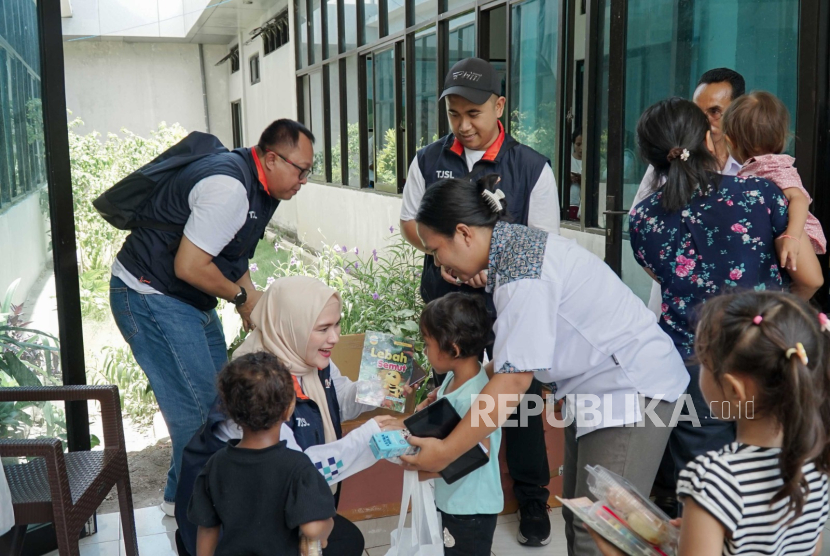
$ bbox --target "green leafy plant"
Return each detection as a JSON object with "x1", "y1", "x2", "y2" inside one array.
[
  {"x1": 93, "y1": 346, "x2": 158, "y2": 427},
  {"x1": 0, "y1": 280, "x2": 69, "y2": 442}
]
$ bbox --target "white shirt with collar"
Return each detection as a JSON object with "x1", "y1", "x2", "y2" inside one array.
[
  {"x1": 631, "y1": 155, "x2": 741, "y2": 316},
  {"x1": 487, "y1": 222, "x2": 688, "y2": 438},
  {"x1": 400, "y1": 149, "x2": 561, "y2": 234}
]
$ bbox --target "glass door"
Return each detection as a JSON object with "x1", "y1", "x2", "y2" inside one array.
[{"x1": 601, "y1": 0, "x2": 801, "y2": 305}]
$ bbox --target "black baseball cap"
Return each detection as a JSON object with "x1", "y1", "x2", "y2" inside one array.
[{"x1": 440, "y1": 58, "x2": 502, "y2": 105}]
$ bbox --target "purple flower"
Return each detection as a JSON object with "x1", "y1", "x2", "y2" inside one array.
[
  {"x1": 252, "y1": 280, "x2": 260, "y2": 290},
  {"x1": 354, "y1": 262, "x2": 360, "y2": 269},
  {"x1": 389, "y1": 226, "x2": 395, "y2": 234},
  {"x1": 372, "y1": 292, "x2": 379, "y2": 300},
  {"x1": 290, "y1": 257, "x2": 298, "y2": 266},
  {"x1": 345, "y1": 266, "x2": 352, "y2": 274},
  {"x1": 274, "y1": 243, "x2": 280, "y2": 252},
  {"x1": 342, "y1": 246, "x2": 348, "y2": 253},
  {"x1": 266, "y1": 276, "x2": 275, "y2": 285},
  {"x1": 354, "y1": 247, "x2": 359, "y2": 255},
  {"x1": 372, "y1": 249, "x2": 378, "y2": 262},
  {"x1": 249, "y1": 263, "x2": 259, "y2": 273},
  {"x1": 333, "y1": 245, "x2": 341, "y2": 252}
]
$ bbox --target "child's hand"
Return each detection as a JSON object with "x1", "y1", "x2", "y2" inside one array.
[
  {"x1": 415, "y1": 388, "x2": 438, "y2": 412},
  {"x1": 776, "y1": 234, "x2": 801, "y2": 271},
  {"x1": 373, "y1": 415, "x2": 405, "y2": 432}
]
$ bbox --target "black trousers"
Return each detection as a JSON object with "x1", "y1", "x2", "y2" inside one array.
[
  {"x1": 435, "y1": 351, "x2": 551, "y2": 506},
  {"x1": 439, "y1": 511, "x2": 498, "y2": 556}
]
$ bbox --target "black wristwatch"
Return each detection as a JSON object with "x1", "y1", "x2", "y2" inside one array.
[{"x1": 232, "y1": 286, "x2": 247, "y2": 308}]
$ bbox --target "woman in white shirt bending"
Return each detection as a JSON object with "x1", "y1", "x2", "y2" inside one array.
[{"x1": 402, "y1": 175, "x2": 690, "y2": 556}]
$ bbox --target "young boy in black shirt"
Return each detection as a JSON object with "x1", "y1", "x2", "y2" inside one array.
[{"x1": 187, "y1": 352, "x2": 336, "y2": 555}]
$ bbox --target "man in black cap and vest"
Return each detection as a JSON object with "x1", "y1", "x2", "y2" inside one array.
[
  {"x1": 400, "y1": 58, "x2": 560, "y2": 547},
  {"x1": 109, "y1": 119, "x2": 314, "y2": 518}
]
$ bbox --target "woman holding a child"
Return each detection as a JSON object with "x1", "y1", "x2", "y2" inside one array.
[{"x1": 176, "y1": 275, "x2": 402, "y2": 556}]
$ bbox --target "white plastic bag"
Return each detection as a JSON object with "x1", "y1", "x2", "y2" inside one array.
[{"x1": 385, "y1": 470, "x2": 444, "y2": 556}]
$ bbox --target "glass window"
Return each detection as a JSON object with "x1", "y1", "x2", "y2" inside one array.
[
  {"x1": 387, "y1": 0, "x2": 406, "y2": 36},
  {"x1": 618, "y1": 0, "x2": 800, "y2": 304},
  {"x1": 508, "y1": 0, "x2": 559, "y2": 164},
  {"x1": 297, "y1": 0, "x2": 308, "y2": 68},
  {"x1": 374, "y1": 48, "x2": 397, "y2": 192},
  {"x1": 444, "y1": 0, "x2": 474, "y2": 16},
  {"x1": 447, "y1": 12, "x2": 475, "y2": 68},
  {"x1": 328, "y1": 63, "x2": 342, "y2": 184},
  {"x1": 366, "y1": 55, "x2": 376, "y2": 187},
  {"x1": 302, "y1": 74, "x2": 311, "y2": 129},
  {"x1": 326, "y1": 0, "x2": 339, "y2": 57},
  {"x1": 312, "y1": 0, "x2": 323, "y2": 64},
  {"x1": 346, "y1": 56, "x2": 361, "y2": 186},
  {"x1": 309, "y1": 70, "x2": 325, "y2": 178},
  {"x1": 363, "y1": 0, "x2": 380, "y2": 44},
  {"x1": 2, "y1": 0, "x2": 65, "y2": 442},
  {"x1": 414, "y1": 27, "x2": 438, "y2": 149},
  {"x1": 344, "y1": 0, "x2": 358, "y2": 51},
  {"x1": 249, "y1": 54, "x2": 260, "y2": 84},
  {"x1": 413, "y1": 0, "x2": 437, "y2": 28}
]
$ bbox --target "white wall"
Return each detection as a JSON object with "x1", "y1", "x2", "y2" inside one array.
[
  {"x1": 0, "y1": 192, "x2": 50, "y2": 305},
  {"x1": 232, "y1": 0, "x2": 298, "y2": 146},
  {"x1": 274, "y1": 181, "x2": 402, "y2": 254},
  {"x1": 63, "y1": 41, "x2": 232, "y2": 146}
]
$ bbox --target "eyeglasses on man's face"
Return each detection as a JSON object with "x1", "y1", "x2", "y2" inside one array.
[{"x1": 266, "y1": 148, "x2": 312, "y2": 180}]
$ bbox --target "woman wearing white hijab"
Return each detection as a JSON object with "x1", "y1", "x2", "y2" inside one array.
[{"x1": 176, "y1": 276, "x2": 401, "y2": 556}]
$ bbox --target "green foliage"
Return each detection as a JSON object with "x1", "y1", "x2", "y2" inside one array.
[
  {"x1": 375, "y1": 128, "x2": 398, "y2": 187},
  {"x1": 0, "y1": 281, "x2": 71, "y2": 444},
  {"x1": 93, "y1": 347, "x2": 158, "y2": 427},
  {"x1": 509, "y1": 102, "x2": 557, "y2": 161}
]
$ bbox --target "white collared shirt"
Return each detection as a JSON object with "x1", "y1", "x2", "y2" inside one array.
[
  {"x1": 488, "y1": 222, "x2": 689, "y2": 438},
  {"x1": 632, "y1": 155, "x2": 741, "y2": 315}
]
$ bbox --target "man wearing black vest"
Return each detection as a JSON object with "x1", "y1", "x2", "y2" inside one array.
[
  {"x1": 109, "y1": 119, "x2": 314, "y2": 517},
  {"x1": 400, "y1": 58, "x2": 560, "y2": 547}
]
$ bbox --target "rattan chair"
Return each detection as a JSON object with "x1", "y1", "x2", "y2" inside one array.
[{"x1": 0, "y1": 385, "x2": 138, "y2": 556}]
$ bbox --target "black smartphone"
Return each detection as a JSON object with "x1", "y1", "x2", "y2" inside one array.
[{"x1": 404, "y1": 398, "x2": 490, "y2": 484}]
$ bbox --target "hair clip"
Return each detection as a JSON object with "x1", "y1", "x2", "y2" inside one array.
[
  {"x1": 753, "y1": 315, "x2": 763, "y2": 325},
  {"x1": 481, "y1": 188, "x2": 506, "y2": 213},
  {"x1": 820, "y1": 313, "x2": 830, "y2": 333},
  {"x1": 680, "y1": 148, "x2": 690, "y2": 161},
  {"x1": 785, "y1": 342, "x2": 809, "y2": 365}
]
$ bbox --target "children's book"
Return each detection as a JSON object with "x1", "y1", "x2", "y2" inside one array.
[{"x1": 354, "y1": 331, "x2": 415, "y2": 413}]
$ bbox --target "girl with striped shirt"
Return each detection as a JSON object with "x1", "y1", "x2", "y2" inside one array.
[{"x1": 592, "y1": 290, "x2": 830, "y2": 555}]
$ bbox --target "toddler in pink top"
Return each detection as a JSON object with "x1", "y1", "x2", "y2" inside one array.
[{"x1": 723, "y1": 91, "x2": 825, "y2": 299}]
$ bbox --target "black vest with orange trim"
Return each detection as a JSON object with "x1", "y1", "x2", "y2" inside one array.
[
  {"x1": 415, "y1": 124, "x2": 550, "y2": 308},
  {"x1": 115, "y1": 148, "x2": 279, "y2": 311}
]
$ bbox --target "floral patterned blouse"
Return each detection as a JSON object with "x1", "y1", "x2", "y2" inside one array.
[{"x1": 629, "y1": 175, "x2": 789, "y2": 360}]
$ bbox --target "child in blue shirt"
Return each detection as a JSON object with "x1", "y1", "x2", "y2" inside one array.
[{"x1": 418, "y1": 293, "x2": 503, "y2": 556}]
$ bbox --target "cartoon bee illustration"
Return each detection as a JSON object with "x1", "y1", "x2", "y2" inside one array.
[{"x1": 380, "y1": 369, "x2": 404, "y2": 398}]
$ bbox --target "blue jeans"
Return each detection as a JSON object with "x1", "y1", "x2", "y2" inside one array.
[{"x1": 109, "y1": 276, "x2": 228, "y2": 502}]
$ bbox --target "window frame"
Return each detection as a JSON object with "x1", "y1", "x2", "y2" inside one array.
[{"x1": 249, "y1": 53, "x2": 261, "y2": 84}]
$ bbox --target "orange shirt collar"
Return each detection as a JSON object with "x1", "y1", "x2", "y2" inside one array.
[
  {"x1": 292, "y1": 376, "x2": 309, "y2": 400},
  {"x1": 251, "y1": 147, "x2": 271, "y2": 196},
  {"x1": 449, "y1": 121, "x2": 505, "y2": 162}
]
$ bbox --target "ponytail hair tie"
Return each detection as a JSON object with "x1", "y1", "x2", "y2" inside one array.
[
  {"x1": 667, "y1": 147, "x2": 690, "y2": 162},
  {"x1": 819, "y1": 313, "x2": 830, "y2": 333},
  {"x1": 785, "y1": 342, "x2": 809, "y2": 365},
  {"x1": 753, "y1": 315, "x2": 763, "y2": 325},
  {"x1": 482, "y1": 188, "x2": 506, "y2": 213}
]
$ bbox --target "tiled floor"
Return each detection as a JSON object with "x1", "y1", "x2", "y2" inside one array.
[
  {"x1": 51, "y1": 505, "x2": 567, "y2": 556},
  {"x1": 49, "y1": 505, "x2": 830, "y2": 555}
]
